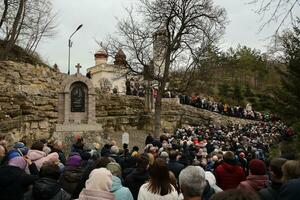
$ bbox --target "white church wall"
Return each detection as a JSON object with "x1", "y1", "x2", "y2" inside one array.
[{"x1": 90, "y1": 70, "x2": 126, "y2": 94}]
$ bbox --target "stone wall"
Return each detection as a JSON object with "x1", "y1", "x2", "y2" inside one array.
[
  {"x1": 0, "y1": 61, "x2": 257, "y2": 148},
  {"x1": 0, "y1": 61, "x2": 64, "y2": 145}
]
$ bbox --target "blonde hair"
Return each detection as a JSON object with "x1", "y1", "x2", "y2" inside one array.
[
  {"x1": 148, "y1": 153, "x2": 155, "y2": 165},
  {"x1": 282, "y1": 160, "x2": 300, "y2": 182}
]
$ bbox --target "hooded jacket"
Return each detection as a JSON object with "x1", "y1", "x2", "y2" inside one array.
[
  {"x1": 124, "y1": 168, "x2": 149, "y2": 200},
  {"x1": 238, "y1": 174, "x2": 269, "y2": 193},
  {"x1": 23, "y1": 177, "x2": 71, "y2": 200},
  {"x1": 111, "y1": 176, "x2": 133, "y2": 200},
  {"x1": 27, "y1": 150, "x2": 59, "y2": 170},
  {"x1": 215, "y1": 161, "x2": 245, "y2": 190}
]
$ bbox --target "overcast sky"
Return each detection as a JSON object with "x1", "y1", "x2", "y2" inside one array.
[{"x1": 37, "y1": 0, "x2": 282, "y2": 74}]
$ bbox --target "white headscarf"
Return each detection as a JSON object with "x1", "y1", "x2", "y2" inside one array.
[{"x1": 85, "y1": 168, "x2": 113, "y2": 192}]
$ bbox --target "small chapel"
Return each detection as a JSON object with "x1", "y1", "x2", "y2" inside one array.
[{"x1": 86, "y1": 48, "x2": 128, "y2": 94}]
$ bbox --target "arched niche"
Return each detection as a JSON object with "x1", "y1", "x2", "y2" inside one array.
[
  {"x1": 57, "y1": 74, "x2": 96, "y2": 125},
  {"x1": 70, "y1": 82, "x2": 87, "y2": 112}
]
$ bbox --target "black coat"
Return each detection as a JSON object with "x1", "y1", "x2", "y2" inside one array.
[
  {"x1": 279, "y1": 178, "x2": 300, "y2": 200},
  {"x1": 23, "y1": 177, "x2": 71, "y2": 200},
  {"x1": 59, "y1": 166, "x2": 84, "y2": 197},
  {"x1": 259, "y1": 181, "x2": 282, "y2": 200},
  {"x1": 72, "y1": 164, "x2": 95, "y2": 199},
  {"x1": 124, "y1": 168, "x2": 149, "y2": 200},
  {"x1": 0, "y1": 166, "x2": 38, "y2": 200},
  {"x1": 168, "y1": 160, "x2": 185, "y2": 179}
]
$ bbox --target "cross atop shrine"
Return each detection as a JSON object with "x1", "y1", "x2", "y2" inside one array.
[{"x1": 75, "y1": 63, "x2": 82, "y2": 74}]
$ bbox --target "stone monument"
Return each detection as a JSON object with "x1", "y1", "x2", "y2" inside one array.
[{"x1": 53, "y1": 64, "x2": 103, "y2": 153}]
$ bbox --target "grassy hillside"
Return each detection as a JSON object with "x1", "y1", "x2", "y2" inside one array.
[{"x1": 0, "y1": 40, "x2": 46, "y2": 66}]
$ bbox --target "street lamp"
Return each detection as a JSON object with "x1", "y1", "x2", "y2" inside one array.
[{"x1": 68, "y1": 24, "x2": 83, "y2": 75}]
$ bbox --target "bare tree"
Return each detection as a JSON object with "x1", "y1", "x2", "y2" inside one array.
[
  {"x1": 23, "y1": 0, "x2": 57, "y2": 54},
  {"x1": 1, "y1": 0, "x2": 56, "y2": 54},
  {"x1": 105, "y1": 0, "x2": 226, "y2": 137},
  {"x1": 0, "y1": 0, "x2": 9, "y2": 29},
  {"x1": 5, "y1": 0, "x2": 25, "y2": 51},
  {"x1": 250, "y1": 0, "x2": 300, "y2": 33}
]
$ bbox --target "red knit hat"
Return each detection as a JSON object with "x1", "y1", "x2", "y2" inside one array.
[{"x1": 249, "y1": 159, "x2": 266, "y2": 175}]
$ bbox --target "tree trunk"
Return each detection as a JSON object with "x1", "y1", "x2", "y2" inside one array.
[
  {"x1": 154, "y1": 88, "x2": 162, "y2": 138},
  {"x1": 153, "y1": 46, "x2": 171, "y2": 138},
  {"x1": 0, "y1": 0, "x2": 9, "y2": 29},
  {"x1": 14, "y1": 3, "x2": 27, "y2": 45},
  {"x1": 6, "y1": 0, "x2": 25, "y2": 51}
]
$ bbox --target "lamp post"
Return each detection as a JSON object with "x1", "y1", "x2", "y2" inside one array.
[{"x1": 68, "y1": 24, "x2": 83, "y2": 75}]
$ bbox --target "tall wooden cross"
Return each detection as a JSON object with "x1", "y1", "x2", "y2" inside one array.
[{"x1": 75, "y1": 63, "x2": 81, "y2": 74}]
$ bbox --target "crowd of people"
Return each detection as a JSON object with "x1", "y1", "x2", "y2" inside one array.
[
  {"x1": 125, "y1": 79, "x2": 146, "y2": 97},
  {"x1": 0, "y1": 120, "x2": 298, "y2": 200},
  {"x1": 124, "y1": 82, "x2": 275, "y2": 122},
  {"x1": 179, "y1": 95, "x2": 277, "y2": 122},
  {"x1": 125, "y1": 79, "x2": 177, "y2": 98}
]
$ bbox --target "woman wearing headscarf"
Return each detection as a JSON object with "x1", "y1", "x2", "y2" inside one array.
[
  {"x1": 107, "y1": 162, "x2": 133, "y2": 200},
  {"x1": 27, "y1": 141, "x2": 60, "y2": 171},
  {"x1": 78, "y1": 168, "x2": 115, "y2": 200},
  {"x1": 137, "y1": 158, "x2": 178, "y2": 200}
]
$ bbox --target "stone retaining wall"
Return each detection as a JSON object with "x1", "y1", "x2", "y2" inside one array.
[{"x1": 0, "y1": 61, "x2": 257, "y2": 148}]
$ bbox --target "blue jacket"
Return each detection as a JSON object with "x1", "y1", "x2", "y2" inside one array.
[{"x1": 111, "y1": 176, "x2": 133, "y2": 200}]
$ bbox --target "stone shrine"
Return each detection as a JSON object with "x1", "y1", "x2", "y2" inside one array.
[{"x1": 53, "y1": 64, "x2": 103, "y2": 153}]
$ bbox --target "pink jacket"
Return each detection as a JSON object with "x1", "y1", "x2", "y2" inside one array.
[
  {"x1": 78, "y1": 189, "x2": 115, "y2": 200},
  {"x1": 27, "y1": 150, "x2": 59, "y2": 170},
  {"x1": 238, "y1": 174, "x2": 269, "y2": 193}
]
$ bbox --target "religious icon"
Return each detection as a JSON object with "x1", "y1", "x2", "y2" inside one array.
[{"x1": 71, "y1": 84, "x2": 85, "y2": 112}]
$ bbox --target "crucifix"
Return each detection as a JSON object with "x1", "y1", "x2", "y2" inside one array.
[{"x1": 75, "y1": 63, "x2": 81, "y2": 74}]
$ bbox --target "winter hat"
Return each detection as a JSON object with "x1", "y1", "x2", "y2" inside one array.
[
  {"x1": 249, "y1": 159, "x2": 266, "y2": 175},
  {"x1": 86, "y1": 168, "x2": 113, "y2": 192},
  {"x1": 67, "y1": 155, "x2": 82, "y2": 167},
  {"x1": 106, "y1": 162, "x2": 122, "y2": 178},
  {"x1": 110, "y1": 145, "x2": 119, "y2": 154},
  {"x1": 7, "y1": 150, "x2": 22, "y2": 160},
  {"x1": 14, "y1": 142, "x2": 25, "y2": 149},
  {"x1": 8, "y1": 156, "x2": 27, "y2": 170}
]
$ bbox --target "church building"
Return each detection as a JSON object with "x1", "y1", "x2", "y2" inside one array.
[{"x1": 86, "y1": 48, "x2": 128, "y2": 94}]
